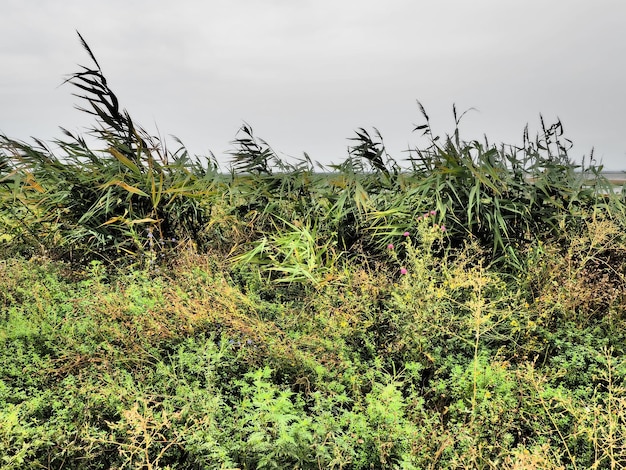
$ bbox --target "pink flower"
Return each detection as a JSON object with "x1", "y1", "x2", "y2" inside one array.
[
  {"x1": 400, "y1": 267, "x2": 408, "y2": 275},
  {"x1": 387, "y1": 243, "x2": 394, "y2": 250},
  {"x1": 430, "y1": 210, "x2": 437, "y2": 216},
  {"x1": 441, "y1": 225, "x2": 446, "y2": 232},
  {"x1": 403, "y1": 231, "x2": 410, "y2": 237}
]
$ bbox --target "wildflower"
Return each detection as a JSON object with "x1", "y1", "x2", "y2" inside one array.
[
  {"x1": 403, "y1": 231, "x2": 410, "y2": 237},
  {"x1": 387, "y1": 243, "x2": 394, "y2": 250},
  {"x1": 430, "y1": 210, "x2": 437, "y2": 216},
  {"x1": 400, "y1": 267, "x2": 408, "y2": 275},
  {"x1": 441, "y1": 225, "x2": 446, "y2": 232}
]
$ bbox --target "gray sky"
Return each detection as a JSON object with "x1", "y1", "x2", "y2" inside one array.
[{"x1": 2, "y1": 0, "x2": 625, "y2": 170}]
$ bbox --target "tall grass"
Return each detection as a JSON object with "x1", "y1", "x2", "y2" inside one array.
[
  {"x1": 1, "y1": 34, "x2": 626, "y2": 468},
  {"x1": 1, "y1": 34, "x2": 221, "y2": 264},
  {"x1": 1, "y1": 33, "x2": 623, "y2": 279}
]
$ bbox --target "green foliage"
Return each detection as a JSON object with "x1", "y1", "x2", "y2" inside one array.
[
  {"x1": 1, "y1": 212, "x2": 626, "y2": 468},
  {"x1": 406, "y1": 104, "x2": 619, "y2": 270},
  {"x1": 1, "y1": 35, "x2": 220, "y2": 264},
  {"x1": 2, "y1": 32, "x2": 626, "y2": 470},
  {"x1": 2, "y1": 41, "x2": 622, "y2": 277}
]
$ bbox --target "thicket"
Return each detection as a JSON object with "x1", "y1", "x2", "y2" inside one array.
[{"x1": 1, "y1": 34, "x2": 626, "y2": 469}]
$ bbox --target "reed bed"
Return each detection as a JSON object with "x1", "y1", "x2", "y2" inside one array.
[{"x1": 1, "y1": 34, "x2": 625, "y2": 469}]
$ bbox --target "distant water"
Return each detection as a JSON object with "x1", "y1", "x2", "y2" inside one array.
[
  {"x1": 582, "y1": 171, "x2": 625, "y2": 193},
  {"x1": 599, "y1": 171, "x2": 626, "y2": 184}
]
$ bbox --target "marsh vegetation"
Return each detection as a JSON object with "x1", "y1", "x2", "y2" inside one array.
[{"x1": 1, "y1": 35, "x2": 625, "y2": 469}]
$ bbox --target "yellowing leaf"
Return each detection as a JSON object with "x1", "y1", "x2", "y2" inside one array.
[
  {"x1": 108, "y1": 147, "x2": 140, "y2": 174},
  {"x1": 128, "y1": 218, "x2": 159, "y2": 225},
  {"x1": 101, "y1": 216, "x2": 125, "y2": 226},
  {"x1": 25, "y1": 172, "x2": 45, "y2": 193},
  {"x1": 100, "y1": 180, "x2": 149, "y2": 197}
]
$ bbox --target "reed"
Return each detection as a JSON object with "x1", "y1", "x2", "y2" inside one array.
[
  {"x1": 1, "y1": 36, "x2": 626, "y2": 467},
  {"x1": 1, "y1": 33, "x2": 623, "y2": 279}
]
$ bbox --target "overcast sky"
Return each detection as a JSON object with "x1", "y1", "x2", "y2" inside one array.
[{"x1": 2, "y1": 0, "x2": 625, "y2": 170}]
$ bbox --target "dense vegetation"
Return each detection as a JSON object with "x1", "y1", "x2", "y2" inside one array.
[{"x1": 1, "y1": 35, "x2": 625, "y2": 469}]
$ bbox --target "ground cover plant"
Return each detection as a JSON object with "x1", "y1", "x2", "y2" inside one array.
[{"x1": 1, "y1": 34, "x2": 626, "y2": 469}]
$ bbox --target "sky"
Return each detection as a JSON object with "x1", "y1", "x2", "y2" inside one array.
[{"x1": 2, "y1": 0, "x2": 625, "y2": 170}]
